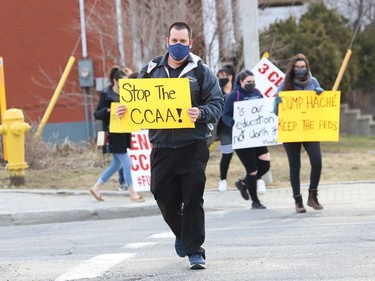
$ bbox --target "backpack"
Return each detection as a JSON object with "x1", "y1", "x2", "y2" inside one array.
[{"x1": 142, "y1": 56, "x2": 205, "y2": 91}]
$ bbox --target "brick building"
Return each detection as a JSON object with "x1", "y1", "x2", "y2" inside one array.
[
  {"x1": 0, "y1": 0, "x2": 207, "y2": 143},
  {"x1": 0, "y1": 0, "x2": 130, "y2": 142}
]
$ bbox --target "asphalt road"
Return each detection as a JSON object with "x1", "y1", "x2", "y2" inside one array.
[{"x1": 0, "y1": 182, "x2": 374, "y2": 280}]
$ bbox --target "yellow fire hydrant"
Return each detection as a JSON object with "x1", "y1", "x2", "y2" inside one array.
[{"x1": 0, "y1": 108, "x2": 31, "y2": 186}]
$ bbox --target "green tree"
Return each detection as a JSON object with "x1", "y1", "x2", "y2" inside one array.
[
  {"x1": 354, "y1": 26, "x2": 375, "y2": 92},
  {"x1": 260, "y1": 2, "x2": 357, "y2": 92},
  {"x1": 259, "y1": 17, "x2": 299, "y2": 69},
  {"x1": 299, "y1": 2, "x2": 358, "y2": 92}
]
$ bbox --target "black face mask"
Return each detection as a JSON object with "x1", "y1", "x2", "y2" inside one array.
[
  {"x1": 244, "y1": 83, "x2": 255, "y2": 93},
  {"x1": 219, "y1": 78, "x2": 229, "y2": 88}
]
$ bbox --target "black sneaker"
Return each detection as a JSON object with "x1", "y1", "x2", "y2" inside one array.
[
  {"x1": 188, "y1": 253, "x2": 206, "y2": 269},
  {"x1": 252, "y1": 201, "x2": 266, "y2": 209},
  {"x1": 235, "y1": 179, "x2": 249, "y2": 200}
]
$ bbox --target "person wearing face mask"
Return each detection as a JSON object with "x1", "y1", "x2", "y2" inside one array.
[
  {"x1": 222, "y1": 70, "x2": 270, "y2": 209},
  {"x1": 274, "y1": 53, "x2": 324, "y2": 213},
  {"x1": 216, "y1": 66, "x2": 235, "y2": 192},
  {"x1": 117, "y1": 22, "x2": 223, "y2": 270},
  {"x1": 89, "y1": 67, "x2": 144, "y2": 203}
]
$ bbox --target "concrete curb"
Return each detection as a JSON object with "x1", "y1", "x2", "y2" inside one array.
[
  {"x1": 1, "y1": 181, "x2": 374, "y2": 227},
  {"x1": 0, "y1": 205, "x2": 161, "y2": 227}
]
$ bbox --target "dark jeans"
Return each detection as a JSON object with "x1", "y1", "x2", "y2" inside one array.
[
  {"x1": 150, "y1": 141, "x2": 209, "y2": 256},
  {"x1": 283, "y1": 142, "x2": 322, "y2": 196}
]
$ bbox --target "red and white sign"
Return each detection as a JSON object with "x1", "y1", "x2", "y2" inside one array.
[
  {"x1": 251, "y1": 57, "x2": 285, "y2": 98},
  {"x1": 129, "y1": 130, "x2": 152, "y2": 192}
]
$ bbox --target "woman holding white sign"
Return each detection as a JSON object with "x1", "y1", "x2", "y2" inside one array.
[
  {"x1": 274, "y1": 53, "x2": 324, "y2": 213},
  {"x1": 222, "y1": 70, "x2": 271, "y2": 209}
]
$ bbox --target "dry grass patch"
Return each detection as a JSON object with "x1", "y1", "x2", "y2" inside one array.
[{"x1": 1, "y1": 134, "x2": 374, "y2": 190}]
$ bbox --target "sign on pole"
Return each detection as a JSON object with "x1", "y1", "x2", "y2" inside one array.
[
  {"x1": 277, "y1": 91, "x2": 341, "y2": 142},
  {"x1": 251, "y1": 57, "x2": 285, "y2": 98}
]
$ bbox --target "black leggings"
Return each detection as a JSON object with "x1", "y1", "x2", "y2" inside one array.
[
  {"x1": 220, "y1": 153, "x2": 233, "y2": 180},
  {"x1": 235, "y1": 147, "x2": 270, "y2": 203},
  {"x1": 283, "y1": 142, "x2": 322, "y2": 196}
]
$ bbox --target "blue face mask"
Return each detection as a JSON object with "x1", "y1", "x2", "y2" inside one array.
[
  {"x1": 293, "y1": 68, "x2": 307, "y2": 78},
  {"x1": 168, "y1": 43, "x2": 190, "y2": 61}
]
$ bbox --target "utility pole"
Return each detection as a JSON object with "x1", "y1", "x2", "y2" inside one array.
[
  {"x1": 115, "y1": 0, "x2": 125, "y2": 68},
  {"x1": 202, "y1": 0, "x2": 220, "y2": 71},
  {"x1": 78, "y1": 0, "x2": 95, "y2": 139},
  {"x1": 241, "y1": 0, "x2": 260, "y2": 69}
]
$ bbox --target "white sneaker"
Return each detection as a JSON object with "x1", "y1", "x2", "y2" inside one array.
[
  {"x1": 257, "y1": 179, "x2": 266, "y2": 195},
  {"x1": 218, "y1": 179, "x2": 227, "y2": 192}
]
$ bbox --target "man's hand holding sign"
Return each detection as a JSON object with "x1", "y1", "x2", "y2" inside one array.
[{"x1": 112, "y1": 78, "x2": 195, "y2": 132}]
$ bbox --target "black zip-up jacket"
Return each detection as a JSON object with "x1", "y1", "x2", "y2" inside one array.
[
  {"x1": 94, "y1": 86, "x2": 131, "y2": 154},
  {"x1": 139, "y1": 53, "x2": 224, "y2": 148}
]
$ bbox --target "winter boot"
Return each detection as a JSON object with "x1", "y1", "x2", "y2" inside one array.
[
  {"x1": 294, "y1": 194, "x2": 306, "y2": 213},
  {"x1": 307, "y1": 189, "x2": 324, "y2": 210}
]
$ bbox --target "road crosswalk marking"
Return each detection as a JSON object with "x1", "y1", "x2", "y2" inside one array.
[
  {"x1": 55, "y1": 232, "x2": 173, "y2": 280},
  {"x1": 55, "y1": 253, "x2": 135, "y2": 281},
  {"x1": 123, "y1": 242, "x2": 158, "y2": 248}
]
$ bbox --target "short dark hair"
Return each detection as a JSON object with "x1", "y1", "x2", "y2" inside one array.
[{"x1": 168, "y1": 22, "x2": 192, "y2": 38}]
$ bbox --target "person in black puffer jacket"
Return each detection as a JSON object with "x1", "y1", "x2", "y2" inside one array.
[{"x1": 117, "y1": 22, "x2": 224, "y2": 270}]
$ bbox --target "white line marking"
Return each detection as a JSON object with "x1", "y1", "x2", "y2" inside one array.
[
  {"x1": 55, "y1": 253, "x2": 135, "y2": 281},
  {"x1": 147, "y1": 232, "x2": 174, "y2": 239},
  {"x1": 123, "y1": 242, "x2": 158, "y2": 249}
]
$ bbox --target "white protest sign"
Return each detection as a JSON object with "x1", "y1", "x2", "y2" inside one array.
[
  {"x1": 129, "y1": 130, "x2": 151, "y2": 192},
  {"x1": 232, "y1": 99, "x2": 279, "y2": 149},
  {"x1": 251, "y1": 57, "x2": 285, "y2": 98}
]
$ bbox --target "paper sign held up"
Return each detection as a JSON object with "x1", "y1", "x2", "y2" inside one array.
[
  {"x1": 251, "y1": 57, "x2": 285, "y2": 98},
  {"x1": 232, "y1": 98, "x2": 279, "y2": 149},
  {"x1": 110, "y1": 78, "x2": 194, "y2": 133},
  {"x1": 277, "y1": 91, "x2": 341, "y2": 142},
  {"x1": 129, "y1": 130, "x2": 152, "y2": 192}
]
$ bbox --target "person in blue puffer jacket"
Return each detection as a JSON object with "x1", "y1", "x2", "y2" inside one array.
[{"x1": 273, "y1": 53, "x2": 324, "y2": 213}]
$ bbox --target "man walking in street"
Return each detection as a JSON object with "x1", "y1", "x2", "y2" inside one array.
[{"x1": 117, "y1": 22, "x2": 223, "y2": 269}]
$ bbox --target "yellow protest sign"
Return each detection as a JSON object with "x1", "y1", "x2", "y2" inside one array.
[
  {"x1": 108, "y1": 102, "x2": 127, "y2": 132},
  {"x1": 277, "y1": 91, "x2": 341, "y2": 142},
  {"x1": 110, "y1": 78, "x2": 194, "y2": 133}
]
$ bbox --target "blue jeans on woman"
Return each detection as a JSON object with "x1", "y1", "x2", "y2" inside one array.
[{"x1": 98, "y1": 151, "x2": 133, "y2": 187}]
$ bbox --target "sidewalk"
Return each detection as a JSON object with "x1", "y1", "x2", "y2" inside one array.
[{"x1": 0, "y1": 181, "x2": 374, "y2": 227}]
